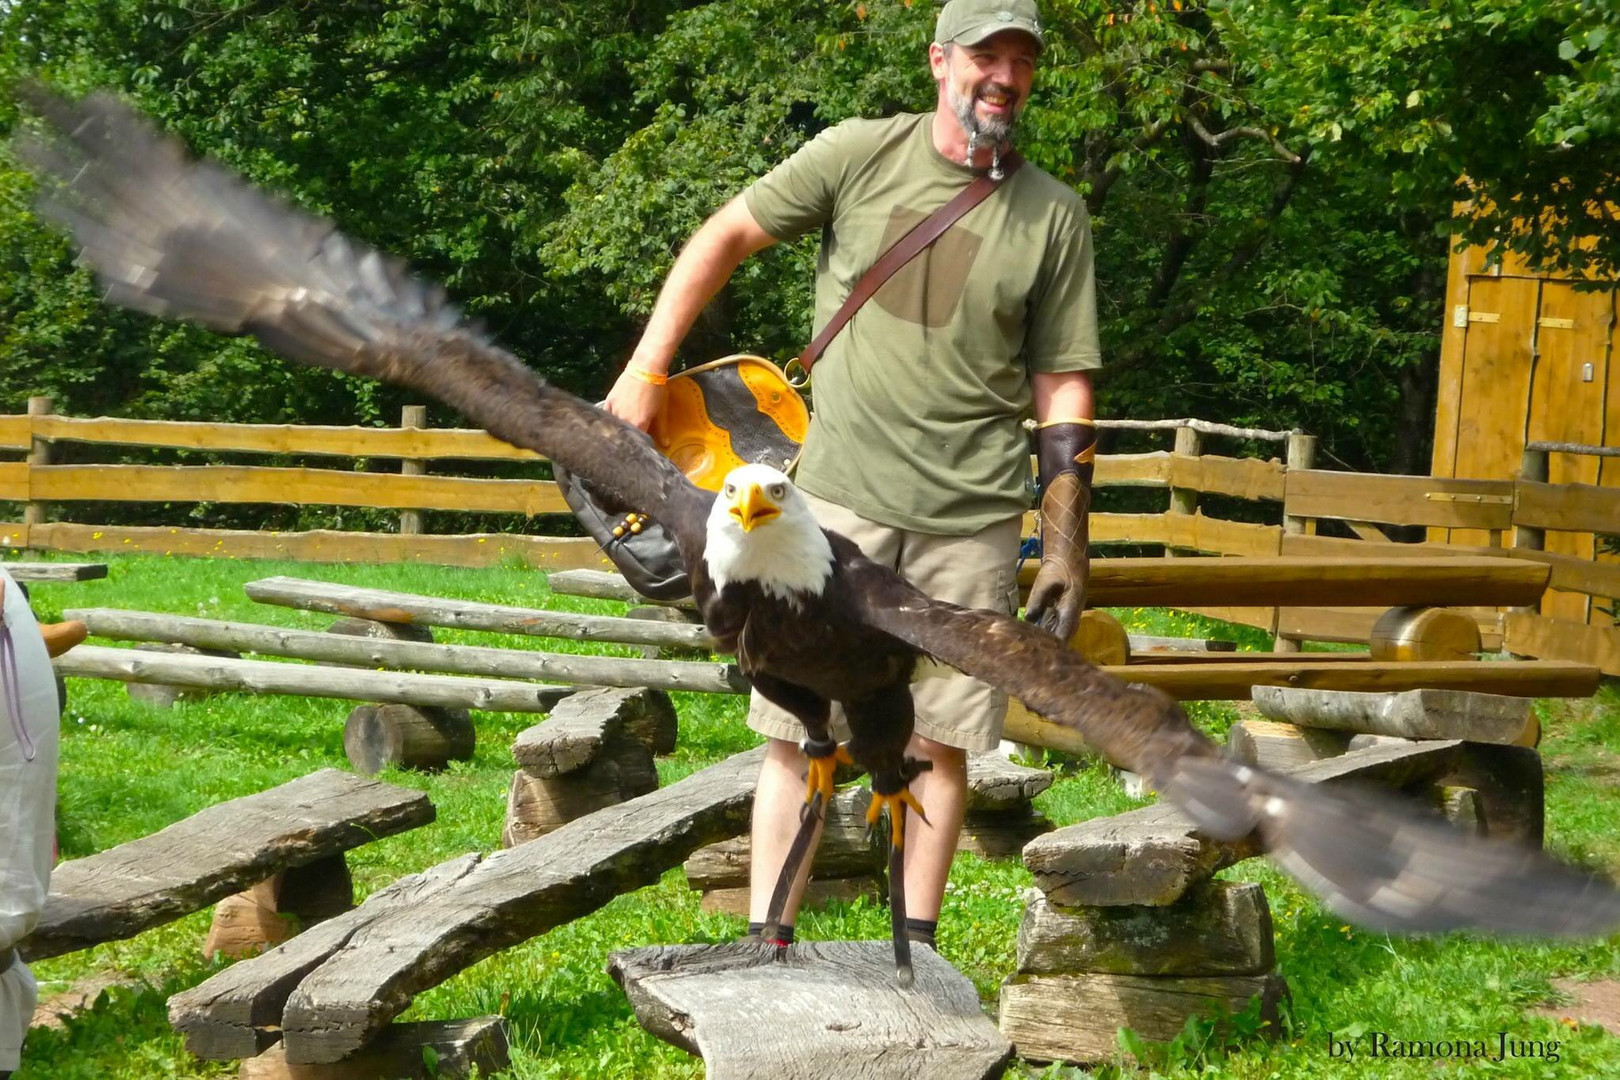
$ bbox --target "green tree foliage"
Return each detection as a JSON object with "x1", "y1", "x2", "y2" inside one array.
[{"x1": 1, "y1": 0, "x2": 1615, "y2": 478}]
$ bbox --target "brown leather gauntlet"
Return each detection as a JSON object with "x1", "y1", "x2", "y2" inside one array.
[{"x1": 1024, "y1": 421, "x2": 1096, "y2": 643}]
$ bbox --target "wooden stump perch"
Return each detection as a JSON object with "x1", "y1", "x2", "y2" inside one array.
[{"x1": 609, "y1": 941, "x2": 1013, "y2": 1080}]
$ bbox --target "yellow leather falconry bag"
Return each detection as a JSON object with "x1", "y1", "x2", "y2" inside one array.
[{"x1": 555, "y1": 354, "x2": 809, "y2": 600}]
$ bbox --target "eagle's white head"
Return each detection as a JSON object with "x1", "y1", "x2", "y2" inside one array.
[{"x1": 704, "y1": 463, "x2": 834, "y2": 602}]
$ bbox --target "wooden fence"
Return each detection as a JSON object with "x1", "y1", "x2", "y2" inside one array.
[{"x1": 3, "y1": 401, "x2": 1616, "y2": 674}]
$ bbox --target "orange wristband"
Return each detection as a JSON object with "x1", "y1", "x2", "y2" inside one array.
[{"x1": 623, "y1": 366, "x2": 669, "y2": 386}]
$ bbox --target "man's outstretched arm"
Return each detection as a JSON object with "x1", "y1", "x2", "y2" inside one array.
[{"x1": 604, "y1": 195, "x2": 779, "y2": 430}]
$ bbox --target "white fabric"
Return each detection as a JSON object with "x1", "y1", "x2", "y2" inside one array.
[{"x1": 0, "y1": 568, "x2": 59, "y2": 1072}]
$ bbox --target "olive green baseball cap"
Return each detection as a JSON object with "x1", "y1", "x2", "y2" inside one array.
[{"x1": 934, "y1": 0, "x2": 1044, "y2": 49}]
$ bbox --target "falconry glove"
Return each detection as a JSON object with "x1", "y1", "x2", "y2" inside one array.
[{"x1": 1024, "y1": 419, "x2": 1096, "y2": 643}]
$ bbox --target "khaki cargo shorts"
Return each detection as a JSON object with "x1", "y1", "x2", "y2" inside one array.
[{"x1": 745, "y1": 492, "x2": 1023, "y2": 752}]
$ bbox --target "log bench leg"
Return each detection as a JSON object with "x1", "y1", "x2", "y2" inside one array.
[
  {"x1": 237, "y1": 1017, "x2": 509, "y2": 1080},
  {"x1": 205, "y1": 855, "x2": 355, "y2": 960},
  {"x1": 1370, "y1": 605, "x2": 1483, "y2": 662},
  {"x1": 344, "y1": 703, "x2": 476, "y2": 776},
  {"x1": 502, "y1": 737, "x2": 659, "y2": 845}
]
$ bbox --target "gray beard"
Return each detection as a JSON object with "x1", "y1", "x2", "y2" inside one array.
[{"x1": 948, "y1": 82, "x2": 1019, "y2": 156}]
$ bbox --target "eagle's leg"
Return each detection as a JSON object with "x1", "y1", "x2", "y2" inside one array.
[
  {"x1": 867, "y1": 757, "x2": 931, "y2": 989},
  {"x1": 751, "y1": 674, "x2": 839, "y2": 945}
]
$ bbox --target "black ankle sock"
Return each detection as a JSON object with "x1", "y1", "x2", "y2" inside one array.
[
  {"x1": 746, "y1": 921, "x2": 794, "y2": 945},
  {"x1": 903, "y1": 917, "x2": 938, "y2": 947}
]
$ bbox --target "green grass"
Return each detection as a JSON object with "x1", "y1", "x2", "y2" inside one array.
[{"x1": 10, "y1": 552, "x2": 1620, "y2": 1078}]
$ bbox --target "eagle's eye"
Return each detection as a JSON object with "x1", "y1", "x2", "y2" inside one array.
[
  {"x1": 723, "y1": 483, "x2": 735, "y2": 497},
  {"x1": 770, "y1": 483, "x2": 786, "y2": 499}
]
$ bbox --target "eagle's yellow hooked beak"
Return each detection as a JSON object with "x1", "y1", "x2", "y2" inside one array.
[{"x1": 729, "y1": 482, "x2": 781, "y2": 532}]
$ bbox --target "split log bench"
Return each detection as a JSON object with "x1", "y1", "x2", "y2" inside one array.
[
  {"x1": 238, "y1": 1017, "x2": 510, "y2": 1080},
  {"x1": 18, "y1": 769, "x2": 433, "y2": 962},
  {"x1": 1002, "y1": 739, "x2": 1466, "y2": 1064},
  {"x1": 503, "y1": 686, "x2": 678, "y2": 845},
  {"x1": 684, "y1": 752, "x2": 1055, "y2": 916},
  {"x1": 610, "y1": 941, "x2": 1013, "y2": 1080},
  {"x1": 167, "y1": 747, "x2": 766, "y2": 1066}
]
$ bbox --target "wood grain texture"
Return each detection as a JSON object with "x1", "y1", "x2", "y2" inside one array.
[
  {"x1": 68, "y1": 608, "x2": 744, "y2": 694},
  {"x1": 1514, "y1": 480, "x2": 1620, "y2": 536},
  {"x1": 27, "y1": 463, "x2": 568, "y2": 515},
  {"x1": 56, "y1": 644, "x2": 575, "y2": 713},
  {"x1": 608, "y1": 941, "x2": 1012, "y2": 1080},
  {"x1": 1285, "y1": 470, "x2": 1516, "y2": 531},
  {"x1": 1503, "y1": 611, "x2": 1620, "y2": 677},
  {"x1": 510, "y1": 687, "x2": 678, "y2": 776},
  {"x1": 168, "y1": 748, "x2": 765, "y2": 1063},
  {"x1": 22, "y1": 769, "x2": 432, "y2": 961},
  {"x1": 236, "y1": 1017, "x2": 510, "y2": 1080},
  {"x1": 244, "y1": 576, "x2": 716, "y2": 649},
  {"x1": 1251, "y1": 686, "x2": 1532, "y2": 743},
  {"x1": 1016, "y1": 883, "x2": 1275, "y2": 977},
  {"x1": 27, "y1": 414, "x2": 539, "y2": 461},
  {"x1": 8, "y1": 520, "x2": 613, "y2": 571}
]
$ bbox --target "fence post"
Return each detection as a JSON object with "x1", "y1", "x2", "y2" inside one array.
[
  {"x1": 399, "y1": 405, "x2": 427, "y2": 537},
  {"x1": 1274, "y1": 433, "x2": 1318, "y2": 652},
  {"x1": 23, "y1": 396, "x2": 53, "y2": 535},
  {"x1": 1166, "y1": 424, "x2": 1203, "y2": 557},
  {"x1": 1511, "y1": 446, "x2": 1549, "y2": 616}
]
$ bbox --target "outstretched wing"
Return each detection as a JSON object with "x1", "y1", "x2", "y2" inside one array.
[
  {"x1": 13, "y1": 84, "x2": 713, "y2": 557},
  {"x1": 847, "y1": 558, "x2": 1620, "y2": 938}
]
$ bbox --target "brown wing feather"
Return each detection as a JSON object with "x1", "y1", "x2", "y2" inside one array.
[
  {"x1": 14, "y1": 84, "x2": 712, "y2": 556},
  {"x1": 848, "y1": 558, "x2": 1620, "y2": 938}
]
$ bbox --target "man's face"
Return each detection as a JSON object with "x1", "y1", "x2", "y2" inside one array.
[{"x1": 930, "y1": 31, "x2": 1039, "y2": 143}]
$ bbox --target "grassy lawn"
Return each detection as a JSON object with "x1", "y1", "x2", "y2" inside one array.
[{"x1": 9, "y1": 552, "x2": 1619, "y2": 1079}]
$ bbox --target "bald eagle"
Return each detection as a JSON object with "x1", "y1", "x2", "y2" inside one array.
[{"x1": 17, "y1": 87, "x2": 1620, "y2": 986}]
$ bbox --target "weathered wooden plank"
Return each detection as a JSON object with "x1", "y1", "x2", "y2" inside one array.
[
  {"x1": 21, "y1": 769, "x2": 433, "y2": 961},
  {"x1": 1514, "y1": 479, "x2": 1620, "y2": 536},
  {"x1": 1022, "y1": 740, "x2": 1465, "y2": 907},
  {"x1": 510, "y1": 687, "x2": 679, "y2": 776},
  {"x1": 244, "y1": 577, "x2": 716, "y2": 650},
  {"x1": 1016, "y1": 883, "x2": 1275, "y2": 977},
  {"x1": 1512, "y1": 548, "x2": 1620, "y2": 603},
  {"x1": 1280, "y1": 534, "x2": 1503, "y2": 559},
  {"x1": 1094, "y1": 451, "x2": 1172, "y2": 488},
  {"x1": 1169, "y1": 453, "x2": 1287, "y2": 502},
  {"x1": 609, "y1": 941, "x2": 1012, "y2": 1080},
  {"x1": 1102, "y1": 658, "x2": 1593, "y2": 700},
  {"x1": 55, "y1": 644, "x2": 575, "y2": 713},
  {"x1": 11, "y1": 521, "x2": 612, "y2": 571},
  {"x1": 683, "y1": 787, "x2": 880, "y2": 893},
  {"x1": 29, "y1": 414, "x2": 540, "y2": 462},
  {"x1": 0, "y1": 561, "x2": 108, "y2": 582},
  {"x1": 965, "y1": 752, "x2": 1054, "y2": 811},
  {"x1": 168, "y1": 748, "x2": 766, "y2": 1063},
  {"x1": 1125, "y1": 651, "x2": 1373, "y2": 665},
  {"x1": 999, "y1": 971, "x2": 1288, "y2": 1065},
  {"x1": 0, "y1": 461, "x2": 26, "y2": 501},
  {"x1": 1285, "y1": 471, "x2": 1515, "y2": 531},
  {"x1": 0, "y1": 414, "x2": 28, "y2": 450},
  {"x1": 1503, "y1": 611, "x2": 1620, "y2": 677},
  {"x1": 67, "y1": 608, "x2": 744, "y2": 694},
  {"x1": 1251, "y1": 686, "x2": 1534, "y2": 743},
  {"x1": 28, "y1": 464, "x2": 568, "y2": 516},
  {"x1": 1129, "y1": 634, "x2": 1238, "y2": 653},
  {"x1": 238, "y1": 1017, "x2": 510, "y2": 1080},
  {"x1": 1226, "y1": 720, "x2": 1348, "y2": 771}
]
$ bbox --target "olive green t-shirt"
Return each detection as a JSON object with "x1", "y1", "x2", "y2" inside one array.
[{"x1": 743, "y1": 112, "x2": 1102, "y2": 535}]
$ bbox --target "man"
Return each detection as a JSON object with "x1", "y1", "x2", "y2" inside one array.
[
  {"x1": 1, "y1": 570, "x2": 64, "y2": 1079},
  {"x1": 604, "y1": 0, "x2": 1099, "y2": 949}
]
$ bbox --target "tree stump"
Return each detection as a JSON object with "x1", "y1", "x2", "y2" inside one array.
[
  {"x1": 1370, "y1": 605, "x2": 1481, "y2": 662},
  {"x1": 237, "y1": 1017, "x2": 508, "y2": 1080},
  {"x1": 204, "y1": 855, "x2": 355, "y2": 960},
  {"x1": 343, "y1": 703, "x2": 476, "y2": 775}
]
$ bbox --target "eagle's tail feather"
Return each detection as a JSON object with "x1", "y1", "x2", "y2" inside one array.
[{"x1": 1157, "y1": 756, "x2": 1620, "y2": 938}]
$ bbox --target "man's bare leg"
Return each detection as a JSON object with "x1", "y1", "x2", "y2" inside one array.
[
  {"x1": 748, "y1": 737, "x2": 826, "y2": 929},
  {"x1": 899, "y1": 734, "x2": 968, "y2": 922}
]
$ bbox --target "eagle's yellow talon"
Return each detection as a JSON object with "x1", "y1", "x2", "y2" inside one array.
[
  {"x1": 866, "y1": 788, "x2": 927, "y2": 849},
  {"x1": 803, "y1": 744, "x2": 854, "y2": 805}
]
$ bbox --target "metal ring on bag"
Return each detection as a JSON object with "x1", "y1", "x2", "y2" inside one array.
[{"x1": 784, "y1": 358, "x2": 810, "y2": 389}]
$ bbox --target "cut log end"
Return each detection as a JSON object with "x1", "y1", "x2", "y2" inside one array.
[
  {"x1": 344, "y1": 703, "x2": 475, "y2": 776},
  {"x1": 1069, "y1": 609, "x2": 1130, "y2": 666},
  {"x1": 1370, "y1": 605, "x2": 1482, "y2": 662}
]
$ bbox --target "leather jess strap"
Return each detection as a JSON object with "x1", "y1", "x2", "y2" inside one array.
[{"x1": 794, "y1": 151, "x2": 1023, "y2": 379}]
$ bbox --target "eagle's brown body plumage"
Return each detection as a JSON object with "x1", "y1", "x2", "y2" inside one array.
[{"x1": 16, "y1": 85, "x2": 1620, "y2": 944}]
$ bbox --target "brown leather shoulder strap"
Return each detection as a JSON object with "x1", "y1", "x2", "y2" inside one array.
[{"x1": 796, "y1": 152, "x2": 1023, "y2": 374}]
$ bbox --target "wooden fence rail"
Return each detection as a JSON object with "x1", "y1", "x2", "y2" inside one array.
[{"x1": 3, "y1": 405, "x2": 1615, "y2": 673}]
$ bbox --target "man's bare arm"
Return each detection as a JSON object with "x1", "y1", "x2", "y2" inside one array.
[{"x1": 604, "y1": 196, "x2": 779, "y2": 430}]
